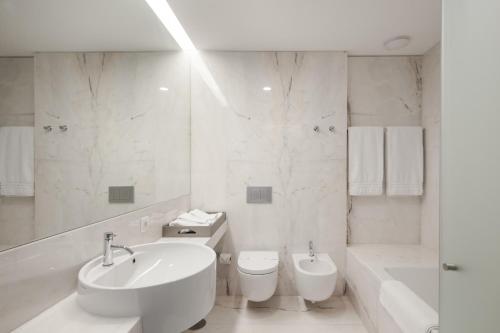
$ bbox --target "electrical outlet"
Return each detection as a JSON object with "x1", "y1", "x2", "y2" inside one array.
[{"x1": 140, "y1": 216, "x2": 150, "y2": 233}]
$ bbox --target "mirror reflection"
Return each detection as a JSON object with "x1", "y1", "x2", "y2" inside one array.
[{"x1": 0, "y1": 1, "x2": 190, "y2": 251}]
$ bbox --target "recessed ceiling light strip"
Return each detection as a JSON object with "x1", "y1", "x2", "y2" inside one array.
[{"x1": 144, "y1": 0, "x2": 228, "y2": 107}]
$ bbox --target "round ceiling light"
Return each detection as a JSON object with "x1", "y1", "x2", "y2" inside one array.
[{"x1": 383, "y1": 36, "x2": 411, "y2": 51}]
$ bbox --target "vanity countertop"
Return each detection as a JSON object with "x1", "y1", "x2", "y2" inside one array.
[
  {"x1": 12, "y1": 293, "x2": 141, "y2": 333},
  {"x1": 12, "y1": 220, "x2": 227, "y2": 333}
]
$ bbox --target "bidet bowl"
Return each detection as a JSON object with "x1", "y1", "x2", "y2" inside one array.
[
  {"x1": 77, "y1": 242, "x2": 216, "y2": 333},
  {"x1": 292, "y1": 253, "x2": 337, "y2": 302}
]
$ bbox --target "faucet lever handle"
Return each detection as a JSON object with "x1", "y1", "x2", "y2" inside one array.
[{"x1": 104, "y1": 232, "x2": 116, "y2": 240}]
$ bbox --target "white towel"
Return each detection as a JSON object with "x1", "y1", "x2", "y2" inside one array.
[
  {"x1": 0, "y1": 127, "x2": 34, "y2": 196},
  {"x1": 387, "y1": 127, "x2": 423, "y2": 196},
  {"x1": 348, "y1": 127, "x2": 384, "y2": 195},
  {"x1": 380, "y1": 280, "x2": 439, "y2": 333},
  {"x1": 169, "y1": 210, "x2": 222, "y2": 226}
]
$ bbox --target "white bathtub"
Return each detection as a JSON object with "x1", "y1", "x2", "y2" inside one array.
[
  {"x1": 382, "y1": 267, "x2": 439, "y2": 333},
  {"x1": 346, "y1": 245, "x2": 439, "y2": 333},
  {"x1": 385, "y1": 267, "x2": 439, "y2": 312}
]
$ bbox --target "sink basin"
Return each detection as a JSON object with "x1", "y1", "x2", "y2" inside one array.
[{"x1": 77, "y1": 242, "x2": 216, "y2": 333}]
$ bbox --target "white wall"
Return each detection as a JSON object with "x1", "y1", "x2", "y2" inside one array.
[
  {"x1": 421, "y1": 43, "x2": 441, "y2": 250},
  {"x1": 191, "y1": 51, "x2": 348, "y2": 295},
  {"x1": 347, "y1": 56, "x2": 423, "y2": 244}
]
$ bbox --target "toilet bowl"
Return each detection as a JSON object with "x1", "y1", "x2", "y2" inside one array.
[
  {"x1": 292, "y1": 253, "x2": 337, "y2": 302},
  {"x1": 238, "y1": 251, "x2": 279, "y2": 302}
]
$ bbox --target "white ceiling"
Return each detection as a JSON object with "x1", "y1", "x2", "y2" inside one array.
[
  {"x1": 0, "y1": 0, "x2": 441, "y2": 56},
  {"x1": 0, "y1": 0, "x2": 179, "y2": 56},
  {"x1": 168, "y1": 0, "x2": 441, "y2": 55}
]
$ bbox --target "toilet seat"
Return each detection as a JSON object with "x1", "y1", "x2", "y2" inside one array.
[{"x1": 238, "y1": 251, "x2": 278, "y2": 275}]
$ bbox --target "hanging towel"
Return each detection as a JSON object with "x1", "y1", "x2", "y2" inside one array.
[
  {"x1": 386, "y1": 127, "x2": 423, "y2": 196},
  {"x1": 348, "y1": 127, "x2": 384, "y2": 195},
  {"x1": 0, "y1": 127, "x2": 34, "y2": 196}
]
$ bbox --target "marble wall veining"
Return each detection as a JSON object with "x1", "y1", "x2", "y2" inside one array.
[
  {"x1": 0, "y1": 58, "x2": 35, "y2": 249},
  {"x1": 191, "y1": 51, "x2": 348, "y2": 296},
  {"x1": 34, "y1": 52, "x2": 191, "y2": 240},
  {"x1": 421, "y1": 44, "x2": 441, "y2": 250},
  {"x1": 347, "y1": 56, "x2": 423, "y2": 244},
  {"x1": 0, "y1": 195, "x2": 189, "y2": 333}
]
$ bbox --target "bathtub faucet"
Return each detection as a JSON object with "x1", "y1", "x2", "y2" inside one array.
[{"x1": 308, "y1": 241, "x2": 315, "y2": 258}]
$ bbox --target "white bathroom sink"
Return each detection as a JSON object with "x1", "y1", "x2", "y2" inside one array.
[{"x1": 77, "y1": 242, "x2": 216, "y2": 333}]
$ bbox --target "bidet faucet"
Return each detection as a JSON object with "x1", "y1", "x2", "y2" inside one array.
[
  {"x1": 103, "y1": 232, "x2": 134, "y2": 267},
  {"x1": 308, "y1": 240, "x2": 315, "y2": 258}
]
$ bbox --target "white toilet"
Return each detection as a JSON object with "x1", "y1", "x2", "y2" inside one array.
[{"x1": 237, "y1": 251, "x2": 279, "y2": 302}]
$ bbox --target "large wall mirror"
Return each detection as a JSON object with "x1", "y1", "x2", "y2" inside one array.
[{"x1": 0, "y1": 0, "x2": 189, "y2": 251}]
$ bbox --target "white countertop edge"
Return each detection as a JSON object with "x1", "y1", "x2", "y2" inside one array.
[{"x1": 12, "y1": 293, "x2": 141, "y2": 333}]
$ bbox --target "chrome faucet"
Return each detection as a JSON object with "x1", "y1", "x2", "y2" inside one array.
[
  {"x1": 308, "y1": 240, "x2": 315, "y2": 258},
  {"x1": 103, "y1": 232, "x2": 134, "y2": 266}
]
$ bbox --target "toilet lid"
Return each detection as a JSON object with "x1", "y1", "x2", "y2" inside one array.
[{"x1": 238, "y1": 251, "x2": 279, "y2": 275}]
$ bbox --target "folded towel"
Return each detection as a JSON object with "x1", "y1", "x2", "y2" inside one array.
[
  {"x1": 380, "y1": 280, "x2": 439, "y2": 333},
  {"x1": 169, "y1": 219, "x2": 207, "y2": 227},
  {"x1": 0, "y1": 127, "x2": 34, "y2": 196},
  {"x1": 170, "y1": 210, "x2": 222, "y2": 226},
  {"x1": 348, "y1": 127, "x2": 384, "y2": 195},
  {"x1": 386, "y1": 127, "x2": 424, "y2": 196}
]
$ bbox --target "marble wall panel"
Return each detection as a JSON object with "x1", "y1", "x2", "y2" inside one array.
[
  {"x1": 191, "y1": 51, "x2": 348, "y2": 296},
  {"x1": 348, "y1": 56, "x2": 423, "y2": 244},
  {"x1": 34, "y1": 52, "x2": 191, "y2": 239}
]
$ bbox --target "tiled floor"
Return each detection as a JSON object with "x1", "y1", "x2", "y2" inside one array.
[{"x1": 186, "y1": 296, "x2": 368, "y2": 333}]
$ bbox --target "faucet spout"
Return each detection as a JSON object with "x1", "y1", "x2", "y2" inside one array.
[
  {"x1": 111, "y1": 245, "x2": 134, "y2": 255},
  {"x1": 102, "y1": 232, "x2": 133, "y2": 266},
  {"x1": 308, "y1": 240, "x2": 315, "y2": 258}
]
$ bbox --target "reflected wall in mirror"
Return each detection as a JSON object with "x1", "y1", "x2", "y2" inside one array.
[
  {"x1": 0, "y1": 52, "x2": 190, "y2": 250},
  {"x1": 0, "y1": 58, "x2": 35, "y2": 249}
]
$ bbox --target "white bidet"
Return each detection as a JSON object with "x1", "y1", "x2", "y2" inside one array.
[{"x1": 292, "y1": 253, "x2": 337, "y2": 302}]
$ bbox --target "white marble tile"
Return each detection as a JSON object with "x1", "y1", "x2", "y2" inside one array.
[
  {"x1": 347, "y1": 56, "x2": 423, "y2": 245},
  {"x1": 191, "y1": 51, "x2": 348, "y2": 296},
  {"x1": 348, "y1": 196, "x2": 421, "y2": 244},
  {"x1": 421, "y1": 43, "x2": 441, "y2": 250},
  {"x1": 34, "y1": 52, "x2": 191, "y2": 240},
  {"x1": 0, "y1": 195, "x2": 189, "y2": 333},
  {"x1": 185, "y1": 296, "x2": 367, "y2": 333},
  {"x1": 348, "y1": 57, "x2": 422, "y2": 127}
]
